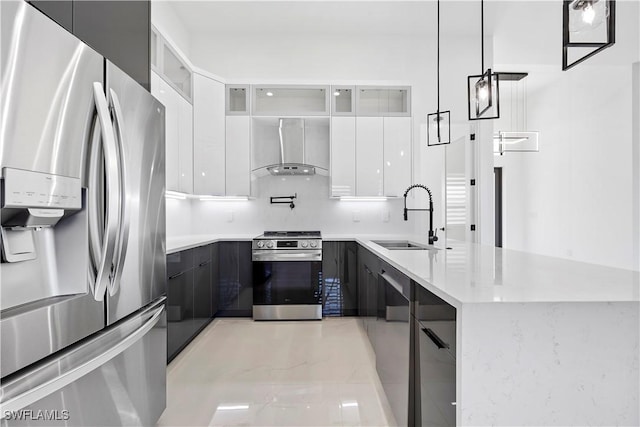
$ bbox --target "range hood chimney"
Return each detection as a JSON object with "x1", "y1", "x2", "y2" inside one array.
[{"x1": 267, "y1": 118, "x2": 315, "y2": 176}]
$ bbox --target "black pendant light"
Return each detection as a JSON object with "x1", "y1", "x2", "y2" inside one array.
[
  {"x1": 562, "y1": 0, "x2": 615, "y2": 70},
  {"x1": 427, "y1": 0, "x2": 450, "y2": 146},
  {"x1": 467, "y1": 0, "x2": 499, "y2": 121}
]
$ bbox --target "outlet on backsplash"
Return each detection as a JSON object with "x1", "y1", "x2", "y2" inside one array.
[{"x1": 352, "y1": 210, "x2": 361, "y2": 222}]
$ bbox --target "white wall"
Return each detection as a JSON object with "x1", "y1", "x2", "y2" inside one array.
[
  {"x1": 151, "y1": 1, "x2": 191, "y2": 57},
  {"x1": 493, "y1": 1, "x2": 640, "y2": 270},
  {"x1": 166, "y1": 197, "x2": 192, "y2": 237},
  {"x1": 633, "y1": 62, "x2": 640, "y2": 271},
  {"x1": 190, "y1": 175, "x2": 413, "y2": 235},
  {"x1": 494, "y1": 65, "x2": 637, "y2": 270},
  {"x1": 182, "y1": 30, "x2": 481, "y2": 237}
]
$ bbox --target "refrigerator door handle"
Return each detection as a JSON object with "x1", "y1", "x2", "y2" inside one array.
[
  {"x1": 0, "y1": 302, "x2": 165, "y2": 416},
  {"x1": 90, "y1": 82, "x2": 121, "y2": 301},
  {"x1": 108, "y1": 89, "x2": 130, "y2": 297}
]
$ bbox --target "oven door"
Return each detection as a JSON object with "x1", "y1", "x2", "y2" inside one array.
[{"x1": 252, "y1": 252, "x2": 322, "y2": 320}]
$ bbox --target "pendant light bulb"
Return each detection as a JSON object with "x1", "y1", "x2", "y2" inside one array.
[
  {"x1": 431, "y1": 114, "x2": 443, "y2": 130},
  {"x1": 477, "y1": 79, "x2": 489, "y2": 101},
  {"x1": 569, "y1": 0, "x2": 608, "y2": 32},
  {"x1": 582, "y1": 3, "x2": 595, "y2": 24}
]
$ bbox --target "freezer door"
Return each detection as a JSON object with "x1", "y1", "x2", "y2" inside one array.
[
  {"x1": 0, "y1": 1, "x2": 105, "y2": 377},
  {"x1": 105, "y1": 62, "x2": 166, "y2": 325},
  {"x1": 0, "y1": 299, "x2": 167, "y2": 427},
  {"x1": 0, "y1": 1, "x2": 102, "y2": 179}
]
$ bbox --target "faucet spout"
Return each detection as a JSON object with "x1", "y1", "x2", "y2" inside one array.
[{"x1": 403, "y1": 184, "x2": 438, "y2": 245}]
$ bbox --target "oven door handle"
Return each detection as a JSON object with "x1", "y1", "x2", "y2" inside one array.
[{"x1": 252, "y1": 252, "x2": 322, "y2": 262}]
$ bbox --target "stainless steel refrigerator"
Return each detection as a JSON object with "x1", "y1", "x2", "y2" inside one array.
[{"x1": 0, "y1": 2, "x2": 166, "y2": 425}]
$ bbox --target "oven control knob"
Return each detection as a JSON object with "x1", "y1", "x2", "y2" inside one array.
[
  {"x1": 266, "y1": 241, "x2": 274, "y2": 248},
  {"x1": 301, "y1": 241, "x2": 308, "y2": 248},
  {"x1": 257, "y1": 241, "x2": 265, "y2": 248},
  {"x1": 310, "y1": 241, "x2": 318, "y2": 248}
]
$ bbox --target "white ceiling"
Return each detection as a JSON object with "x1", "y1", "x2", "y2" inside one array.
[
  {"x1": 166, "y1": 0, "x2": 638, "y2": 65},
  {"x1": 168, "y1": 0, "x2": 527, "y2": 37}
]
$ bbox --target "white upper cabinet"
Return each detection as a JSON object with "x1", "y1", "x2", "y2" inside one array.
[
  {"x1": 331, "y1": 86, "x2": 355, "y2": 116},
  {"x1": 151, "y1": 27, "x2": 192, "y2": 102},
  {"x1": 383, "y1": 117, "x2": 412, "y2": 197},
  {"x1": 193, "y1": 73, "x2": 226, "y2": 195},
  {"x1": 252, "y1": 85, "x2": 330, "y2": 116},
  {"x1": 330, "y1": 117, "x2": 356, "y2": 196},
  {"x1": 356, "y1": 117, "x2": 384, "y2": 196},
  {"x1": 356, "y1": 86, "x2": 411, "y2": 117},
  {"x1": 151, "y1": 71, "x2": 190, "y2": 193},
  {"x1": 225, "y1": 116, "x2": 251, "y2": 196},
  {"x1": 177, "y1": 95, "x2": 193, "y2": 194},
  {"x1": 226, "y1": 85, "x2": 250, "y2": 115}
]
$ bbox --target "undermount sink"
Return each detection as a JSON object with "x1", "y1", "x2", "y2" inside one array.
[{"x1": 372, "y1": 240, "x2": 441, "y2": 251}]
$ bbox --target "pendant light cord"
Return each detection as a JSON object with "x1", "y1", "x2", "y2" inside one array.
[
  {"x1": 437, "y1": 0, "x2": 440, "y2": 114},
  {"x1": 480, "y1": 0, "x2": 484, "y2": 71}
]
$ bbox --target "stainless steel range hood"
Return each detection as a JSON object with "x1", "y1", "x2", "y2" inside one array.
[{"x1": 264, "y1": 118, "x2": 325, "y2": 176}]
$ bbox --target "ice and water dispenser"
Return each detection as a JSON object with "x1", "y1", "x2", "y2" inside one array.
[{"x1": 1, "y1": 167, "x2": 82, "y2": 263}]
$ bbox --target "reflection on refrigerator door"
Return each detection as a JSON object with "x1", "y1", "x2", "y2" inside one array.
[{"x1": 0, "y1": 2, "x2": 166, "y2": 426}]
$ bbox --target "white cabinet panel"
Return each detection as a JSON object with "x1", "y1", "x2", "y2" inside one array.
[
  {"x1": 330, "y1": 117, "x2": 356, "y2": 196},
  {"x1": 177, "y1": 96, "x2": 193, "y2": 194},
  {"x1": 151, "y1": 71, "x2": 180, "y2": 192},
  {"x1": 193, "y1": 73, "x2": 225, "y2": 195},
  {"x1": 356, "y1": 117, "x2": 384, "y2": 196},
  {"x1": 383, "y1": 117, "x2": 412, "y2": 197},
  {"x1": 225, "y1": 116, "x2": 251, "y2": 196}
]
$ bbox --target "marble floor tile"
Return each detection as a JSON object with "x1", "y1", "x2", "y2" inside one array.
[{"x1": 158, "y1": 318, "x2": 394, "y2": 427}]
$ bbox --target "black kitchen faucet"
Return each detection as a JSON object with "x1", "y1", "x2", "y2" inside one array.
[{"x1": 403, "y1": 184, "x2": 438, "y2": 245}]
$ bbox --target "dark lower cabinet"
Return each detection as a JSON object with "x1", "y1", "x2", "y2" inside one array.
[
  {"x1": 322, "y1": 241, "x2": 358, "y2": 316},
  {"x1": 376, "y1": 269, "x2": 412, "y2": 427},
  {"x1": 413, "y1": 285, "x2": 457, "y2": 427},
  {"x1": 357, "y1": 246, "x2": 381, "y2": 344},
  {"x1": 193, "y1": 245, "x2": 213, "y2": 320},
  {"x1": 166, "y1": 243, "x2": 219, "y2": 362},
  {"x1": 356, "y1": 243, "x2": 457, "y2": 427},
  {"x1": 217, "y1": 241, "x2": 252, "y2": 317},
  {"x1": 27, "y1": 0, "x2": 150, "y2": 90}
]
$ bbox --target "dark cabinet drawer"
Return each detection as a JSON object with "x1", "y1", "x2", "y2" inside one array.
[
  {"x1": 167, "y1": 249, "x2": 193, "y2": 278},
  {"x1": 193, "y1": 244, "x2": 211, "y2": 267},
  {"x1": 380, "y1": 262, "x2": 411, "y2": 300},
  {"x1": 416, "y1": 317, "x2": 456, "y2": 426},
  {"x1": 413, "y1": 284, "x2": 456, "y2": 427}
]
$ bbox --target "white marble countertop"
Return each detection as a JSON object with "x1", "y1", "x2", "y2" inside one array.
[
  {"x1": 166, "y1": 233, "x2": 640, "y2": 306},
  {"x1": 166, "y1": 234, "x2": 255, "y2": 254}
]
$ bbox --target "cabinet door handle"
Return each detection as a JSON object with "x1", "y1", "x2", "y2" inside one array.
[
  {"x1": 169, "y1": 271, "x2": 185, "y2": 280},
  {"x1": 423, "y1": 328, "x2": 449, "y2": 349},
  {"x1": 380, "y1": 272, "x2": 403, "y2": 295},
  {"x1": 198, "y1": 261, "x2": 210, "y2": 267}
]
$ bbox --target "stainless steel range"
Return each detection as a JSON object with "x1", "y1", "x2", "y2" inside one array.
[{"x1": 252, "y1": 231, "x2": 323, "y2": 320}]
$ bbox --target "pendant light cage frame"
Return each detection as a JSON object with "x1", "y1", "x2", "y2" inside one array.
[
  {"x1": 467, "y1": 0, "x2": 500, "y2": 121},
  {"x1": 562, "y1": 0, "x2": 616, "y2": 71},
  {"x1": 427, "y1": 111, "x2": 452, "y2": 146},
  {"x1": 427, "y1": 0, "x2": 451, "y2": 146}
]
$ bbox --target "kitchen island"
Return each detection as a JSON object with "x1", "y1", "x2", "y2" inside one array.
[{"x1": 167, "y1": 233, "x2": 640, "y2": 426}]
